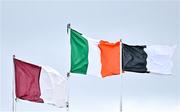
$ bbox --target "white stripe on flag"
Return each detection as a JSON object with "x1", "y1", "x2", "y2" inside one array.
[
  {"x1": 86, "y1": 38, "x2": 102, "y2": 77},
  {"x1": 145, "y1": 45, "x2": 176, "y2": 74},
  {"x1": 40, "y1": 66, "x2": 67, "y2": 107}
]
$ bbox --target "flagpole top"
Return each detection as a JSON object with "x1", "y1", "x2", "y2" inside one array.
[
  {"x1": 67, "y1": 23, "x2": 71, "y2": 34},
  {"x1": 67, "y1": 23, "x2": 71, "y2": 28},
  {"x1": 13, "y1": 55, "x2": 16, "y2": 58}
]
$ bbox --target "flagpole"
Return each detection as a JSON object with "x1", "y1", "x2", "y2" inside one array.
[
  {"x1": 120, "y1": 39, "x2": 123, "y2": 112},
  {"x1": 66, "y1": 23, "x2": 71, "y2": 112},
  {"x1": 66, "y1": 72, "x2": 70, "y2": 112},
  {"x1": 12, "y1": 55, "x2": 16, "y2": 112}
]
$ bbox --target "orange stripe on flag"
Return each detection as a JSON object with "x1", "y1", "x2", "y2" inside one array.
[{"x1": 98, "y1": 40, "x2": 121, "y2": 77}]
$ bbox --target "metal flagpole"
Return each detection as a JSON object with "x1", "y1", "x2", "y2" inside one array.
[
  {"x1": 66, "y1": 23, "x2": 71, "y2": 112},
  {"x1": 66, "y1": 72, "x2": 70, "y2": 112},
  {"x1": 120, "y1": 73, "x2": 123, "y2": 112},
  {"x1": 12, "y1": 55, "x2": 16, "y2": 112},
  {"x1": 120, "y1": 39, "x2": 123, "y2": 112}
]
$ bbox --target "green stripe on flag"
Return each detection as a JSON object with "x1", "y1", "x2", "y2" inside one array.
[{"x1": 70, "y1": 29, "x2": 89, "y2": 74}]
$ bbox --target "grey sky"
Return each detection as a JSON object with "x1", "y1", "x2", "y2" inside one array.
[{"x1": 0, "y1": 1, "x2": 179, "y2": 112}]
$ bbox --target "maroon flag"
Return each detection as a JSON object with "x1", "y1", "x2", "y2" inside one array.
[{"x1": 14, "y1": 58, "x2": 43, "y2": 103}]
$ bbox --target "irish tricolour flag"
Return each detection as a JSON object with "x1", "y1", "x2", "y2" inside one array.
[
  {"x1": 70, "y1": 28, "x2": 175, "y2": 77},
  {"x1": 70, "y1": 29, "x2": 121, "y2": 78}
]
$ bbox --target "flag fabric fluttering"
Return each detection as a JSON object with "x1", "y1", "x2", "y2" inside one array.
[
  {"x1": 122, "y1": 43, "x2": 176, "y2": 74},
  {"x1": 122, "y1": 43, "x2": 148, "y2": 73},
  {"x1": 145, "y1": 45, "x2": 176, "y2": 74},
  {"x1": 70, "y1": 28, "x2": 175, "y2": 76},
  {"x1": 98, "y1": 40, "x2": 121, "y2": 77},
  {"x1": 70, "y1": 28, "x2": 121, "y2": 78},
  {"x1": 13, "y1": 58, "x2": 67, "y2": 107}
]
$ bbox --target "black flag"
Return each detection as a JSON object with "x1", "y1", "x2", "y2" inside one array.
[{"x1": 122, "y1": 43, "x2": 149, "y2": 73}]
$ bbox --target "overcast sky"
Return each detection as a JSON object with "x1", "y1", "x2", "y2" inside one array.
[{"x1": 0, "y1": 1, "x2": 179, "y2": 112}]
